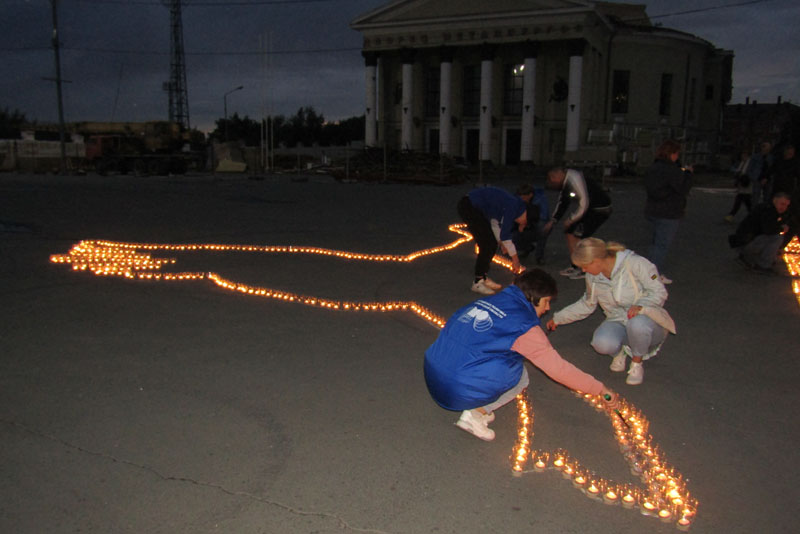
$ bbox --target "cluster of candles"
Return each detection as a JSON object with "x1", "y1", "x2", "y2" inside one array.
[
  {"x1": 782, "y1": 236, "x2": 800, "y2": 305},
  {"x1": 51, "y1": 224, "x2": 704, "y2": 528},
  {"x1": 510, "y1": 390, "x2": 698, "y2": 529}
]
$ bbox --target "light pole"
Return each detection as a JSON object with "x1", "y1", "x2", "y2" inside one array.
[{"x1": 223, "y1": 85, "x2": 243, "y2": 142}]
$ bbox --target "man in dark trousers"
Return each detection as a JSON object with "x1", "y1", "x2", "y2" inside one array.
[
  {"x1": 730, "y1": 191, "x2": 792, "y2": 274},
  {"x1": 544, "y1": 167, "x2": 612, "y2": 279}
]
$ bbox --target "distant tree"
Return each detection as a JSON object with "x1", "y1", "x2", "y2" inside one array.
[
  {"x1": 0, "y1": 107, "x2": 27, "y2": 139},
  {"x1": 320, "y1": 115, "x2": 365, "y2": 146},
  {"x1": 210, "y1": 107, "x2": 365, "y2": 147}
]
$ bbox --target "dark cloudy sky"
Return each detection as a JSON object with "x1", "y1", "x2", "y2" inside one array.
[{"x1": 2, "y1": 0, "x2": 798, "y2": 132}]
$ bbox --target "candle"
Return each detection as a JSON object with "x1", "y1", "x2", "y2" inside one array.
[
  {"x1": 621, "y1": 491, "x2": 636, "y2": 509},
  {"x1": 658, "y1": 508, "x2": 673, "y2": 523},
  {"x1": 603, "y1": 489, "x2": 619, "y2": 505}
]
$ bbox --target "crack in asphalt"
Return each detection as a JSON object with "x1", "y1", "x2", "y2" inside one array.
[{"x1": 2, "y1": 418, "x2": 392, "y2": 534}]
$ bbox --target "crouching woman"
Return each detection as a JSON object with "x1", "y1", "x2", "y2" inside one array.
[
  {"x1": 546, "y1": 238, "x2": 675, "y2": 386},
  {"x1": 423, "y1": 269, "x2": 617, "y2": 441}
]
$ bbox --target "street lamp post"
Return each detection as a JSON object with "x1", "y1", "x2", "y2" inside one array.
[{"x1": 223, "y1": 85, "x2": 243, "y2": 141}]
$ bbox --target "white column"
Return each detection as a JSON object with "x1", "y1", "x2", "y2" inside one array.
[
  {"x1": 401, "y1": 62, "x2": 414, "y2": 151},
  {"x1": 364, "y1": 58, "x2": 378, "y2": 148},
  {"x1": 520, "y1": 56, "x2": 537, "y2": 162},
  {"x1": 439, "y1": 60, "x2": 452, "y2": 155},
  {"x1": 565, "y1": 47, "x2": 584, "y2": 152},
  {"x1": 479, "y1": 58, "x2": 493, "y2": 161}
]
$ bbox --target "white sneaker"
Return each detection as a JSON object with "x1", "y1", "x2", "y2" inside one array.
[
  {"x1": 626, "y1": 362, "x2": 644, "y2": 385},
  {"x1": 480, "y1": 410, "x2": 495, "y2": 423},
  {"x1": 569, "y1": 270, "x2": 586, "y2": 280},
  {"x1": 658, "y1": 274, "x2": 672, "y2": 284},
  {"x1": 455, "y1": 410, "x2": 496, "y2": 441},
  {"x1": 470, "y1": 279, "x2": 495, "y2": 295},
  {"x1": 609, "y1": 350, "x2": 627, "y2": 372},
  {"x1": 483, "y1": 277, "x2": 502, "y2": 291},
  {"x1": 559, "y1": 266, "x2": 582, "y2": 277}
]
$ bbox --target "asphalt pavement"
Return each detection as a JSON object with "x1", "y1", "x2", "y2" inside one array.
[{"x1": 1, "y1": 170, "x2": 798, "y2": 533}]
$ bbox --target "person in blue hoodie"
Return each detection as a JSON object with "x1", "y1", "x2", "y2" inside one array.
[
  {"x1": 457, "y1": 186, "x2": 528, "y2": 295},
  {"x1": 424, "y1": 269, "x2": 618, "y2": 441},
  {"x1": 512, "y1": 183, "x2": 552, "y2": 265}
]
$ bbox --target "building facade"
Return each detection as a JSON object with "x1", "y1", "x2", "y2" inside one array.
[{"x1": 351, "y1": 0, "x2": 733, "y2": 169}]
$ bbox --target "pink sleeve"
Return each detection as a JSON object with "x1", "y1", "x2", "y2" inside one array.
[{"x1": 511, "y1": 326, "x2": 604, "y2": 395}]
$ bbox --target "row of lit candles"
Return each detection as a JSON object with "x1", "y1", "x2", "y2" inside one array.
[
  {"x1": 510, "y1": 390, "x2": 698, "y2": 530},
  {"x1": 48, "y1": 227, "x2": 483, "y2": 329},
  {"x1": 59, "y1": 225, "x2": 798, "y2": 530}
]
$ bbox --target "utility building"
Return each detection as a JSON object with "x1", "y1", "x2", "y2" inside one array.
[{"x1": 351, "y1": 0, "x2": 733, "y2": 169}]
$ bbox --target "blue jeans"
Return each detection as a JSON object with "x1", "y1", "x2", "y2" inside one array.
[
  {"x1": 591, "y1": 316, "x2": 667, "y2": 359},
  {"x1": 646, "y1": 215, "x2": 681, "y2": 273}
]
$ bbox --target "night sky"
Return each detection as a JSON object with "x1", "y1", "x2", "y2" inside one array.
[{"x1": 2, "y1": 0, "x2": 798, "y2": 132}]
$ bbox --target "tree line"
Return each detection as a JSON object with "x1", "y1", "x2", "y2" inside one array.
[
  {"x1": 0, "y1": 106, "x2": 365, "y2": 147},
  {"x1": 210, "y1": 106, "x2": 364, "y2": 147}
]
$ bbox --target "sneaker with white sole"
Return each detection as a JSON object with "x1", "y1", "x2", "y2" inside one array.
[
  {"x1": 455, "y1": 409, "x2": 495, "y2": 441},
  {"x1": 470, "y1": 279, "x2": 495, "y2": 295},
  {"x1": 480, "y1": 410, "x2": 495, "y2": 423},
  {"x1": 626, "y1": 362, "x2": 644, "y2": 385},
  {"x1": 559, "y1": 266, "x2": 582, "y2": 277},
  {"x1": 569, "y1": 270, "x2": 586, "y2": 280},
  {"x1": 483, "y1": 277, "x2": 502, "y2": 291},
  {"x1": 609, "y1": 350, "x2": 627, "y2": 372}
]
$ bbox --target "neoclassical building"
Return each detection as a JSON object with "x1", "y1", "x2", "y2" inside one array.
[{"x1": 351, "y1": 0, "x2": 733, "y2": 168}]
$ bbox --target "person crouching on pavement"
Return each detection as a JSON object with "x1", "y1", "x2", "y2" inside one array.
[
  {"x1": 457, "y1": 186, "x2": 528, "y2": 295},
  {"x1": 729, "y1": 191, "x2": 792, "y2": 274},
  {"x1": 424, "y1": 269, "x2": 619, "y2": 441},
  {"x1": 546, "y1": 238, "x2": 675, "y2": 386}
]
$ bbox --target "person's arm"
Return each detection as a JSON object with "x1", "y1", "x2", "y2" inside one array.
[
  {"x1": 512, "y1": 326, "x2": 603, "y2": 395},
  {"x1": 629, "y1": 257, "x2": 668, "y2": 310},
  {"x1": 563, "y1": 172, "x2": 590, "y2": 227},
  {"x1": 550, "y1": 281, "x2": 597, "y2": 327}
]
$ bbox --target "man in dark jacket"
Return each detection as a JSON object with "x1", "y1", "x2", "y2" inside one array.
[
  {"x1": 644, "y1": 139, "x2": 693, "y2": 284},
  {"x1": 730, "y1": 192, "x2": 791, "y2": 274}
]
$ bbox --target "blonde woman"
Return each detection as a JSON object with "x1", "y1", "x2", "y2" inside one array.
[{"x1": 545, "y1": 238, "x2": 673, "y2": 385}]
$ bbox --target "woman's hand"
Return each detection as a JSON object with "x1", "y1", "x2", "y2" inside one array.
[
  {"x1": 546, "y1": 319, "x2": 557, "y2": 331},
  {"x1": 627, "y1": 305, "x2": 642, "y2": 319},
  {"x1": 600, "y1": 388, "x2": 619, "y2": 410}
]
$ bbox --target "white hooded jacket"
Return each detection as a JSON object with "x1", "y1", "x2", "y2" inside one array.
[{"x1": 552, "y1": 249, "x2": 668, "y2": 325}]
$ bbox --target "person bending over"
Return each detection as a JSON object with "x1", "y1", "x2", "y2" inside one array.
[{"x1": 424, "y1": 269, "x2": 618, "y2": 441}]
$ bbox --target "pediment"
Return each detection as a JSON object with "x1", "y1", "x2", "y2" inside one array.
[{"x1": 352, "y1": 0, "x2": 600, "y2": 28}]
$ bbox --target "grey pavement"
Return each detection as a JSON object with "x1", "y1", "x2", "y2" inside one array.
[{"x1": 1, "y1": 171, "x2": 798, "y2": 533}]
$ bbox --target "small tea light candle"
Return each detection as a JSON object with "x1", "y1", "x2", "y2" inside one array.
[
  {"x1": 572, "y1": 474, "x2": 587, "y2": 489},
  {"x1": 640, "y1": 499, "x2": 657, "y2": 517},
  {"x1": 603, "y1": 489, "x2": 619, "y2": 505},
  {"x1": 621, "y1": 491, "x2": 636, "y2": 509},
  {"x1": 561, "y1": 464, "x2": 575, "y2": 479},
  {"x1": 586, "y1": 482, "x2": 601, "y2": 500},
  {"x1": 658, "y1": 508, "x2": 673, "y2": 522}
]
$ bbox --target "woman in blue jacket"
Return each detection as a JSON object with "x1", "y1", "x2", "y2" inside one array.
[{"x1": 424, "y1": 269, "x2": 618, "y2": 441}]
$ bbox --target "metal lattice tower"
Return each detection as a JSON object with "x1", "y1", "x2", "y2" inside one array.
[{"x1": 164, "y1": 0, "x2": 190, "y2": 129}]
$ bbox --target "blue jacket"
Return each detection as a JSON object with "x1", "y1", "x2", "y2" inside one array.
[
  {"x1": 467, "y1": 187, "x2": 527, "y2": 241},
  {"x1": 424, "y1": 285, "x2": 539, "y2": 411}
]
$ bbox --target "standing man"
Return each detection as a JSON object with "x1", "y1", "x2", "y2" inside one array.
[
  {"x1": 457, "y1": 186, "x2": 528, "y2": 295},
  {"x1": 544, "y1": 167, "x2": 612, "y2": 279},
  {"x1": 644, "y1": 139, "x2": 693, "y2": 284}
]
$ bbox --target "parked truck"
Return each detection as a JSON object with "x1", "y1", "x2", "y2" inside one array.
[{"x1": 77, "y1": 121, "x2": 206, "y2": 175}]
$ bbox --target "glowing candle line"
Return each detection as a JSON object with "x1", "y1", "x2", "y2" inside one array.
[{"x1": 51, "y1": 223, "x2": 702, "y2": 528}]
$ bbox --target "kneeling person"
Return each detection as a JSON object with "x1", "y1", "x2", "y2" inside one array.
[{"x1": 423, "y1": 269, "x2": 617, "y2": 441}]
